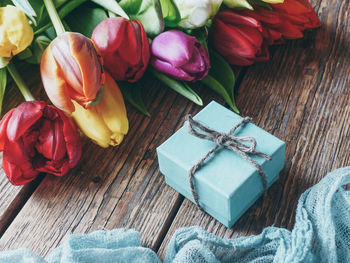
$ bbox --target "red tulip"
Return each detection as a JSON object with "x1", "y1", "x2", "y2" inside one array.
[
  {"x1": 238, "y1": 8, "x2": 285, "y2": 45},
  {"x1": 211, "y1": 10, "x2": 269, "y2": 66},
  {"x1": 0, "y1": 101, "x2": 81, "y2": 185},
  {"x1": 92, "y1": 17, "x2": 150, "y2": 82},
  {"x1": 40, "y1": 32, "x2": 104, "y2": 114},
  {"x1": 272, "y1": 0, "x2": 321, "y2": 38},
  {"x1": 240, "y1": 0, "x2": 320, "y2": 40}
]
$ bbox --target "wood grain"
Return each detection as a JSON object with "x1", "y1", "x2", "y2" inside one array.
[{"x1": 158, "y1": 0, "x2": 350, "y2": 258}]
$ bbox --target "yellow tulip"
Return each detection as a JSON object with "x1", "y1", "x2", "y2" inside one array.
[
  {"x1": 72, "y1": 73, "x2": 129, "y2": 148},
  {"x1": 0, "y1": 5, "x2": 34, "y2": 58}
]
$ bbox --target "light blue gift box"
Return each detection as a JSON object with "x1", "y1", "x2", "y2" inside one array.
[{"x1": 157, "y1": 101, "x2": 286, "y2": 228}]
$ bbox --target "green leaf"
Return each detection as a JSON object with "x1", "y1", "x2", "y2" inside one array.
[
  {"x1": 119, "y1": 0, "x2": 164, "y2": 37},
  {"x1": 192, "y1": 28, "x2": 209, "y2": 53},
  {"x1": 65, "y1": 5, "x2": 108, "y2": 37},
  {"x1": 53, "y1": 0, "x2": 69, "y2": 8},
  {"x1": 0, "y1": 68, "x2": 7, "y2": 115},
  {"x1": 248, "y1": 0, "x2": 271, "y2": 9},
  {"x1": 118, "y1": 0, "x2": 142, "y2": 14},
  {"x1": 0, "y1": 0, "x2": 13, "y2": 6},
  {"x1": 34, "y1": 0, "x2": 87, "y2": 35},
  {"x1": 159, "y1": 0, "x2": 180, "y2": 27},
  {"x1": 201, "y1": 75, "x2": 239, "y2": 113},
  {"x1": 223, "y1": 0, "x2": 253, "y2": 10},
  {"x1": 151, "y1": 69, "x2": 203, "y2": 106},
  {"x1": 119, "y1": 81, "x2": 150, "y2": 117},
  {"x1": 91, "y1": 0, "x2": 129, "y2": 19},
  {"x1": 16, "y1": 48, "x2": 33, "y2": 60},
  {"x1": 208, "y1": 49, "x2": 235, "y2": 101},
  {"x1": 29, "y1": 0, "x2": 48, "y2": 30},
  {"x1": 25, "y1": 35, "x2": 51, "y2": 64},
  {"x1": 11, "y1": 0, "x2": 37, "y2": 25}
]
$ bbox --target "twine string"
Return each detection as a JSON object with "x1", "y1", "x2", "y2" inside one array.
[{"x1": 185, "y1": 115, "x2": 271, "y2": 210}]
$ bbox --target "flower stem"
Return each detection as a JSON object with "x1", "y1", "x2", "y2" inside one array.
[
  {"x1": 43, "y1": 0, "x2": 66, "y2": 35},
  {"x1": 7, "y1": 63, "x2": 35, "y2": 102}
]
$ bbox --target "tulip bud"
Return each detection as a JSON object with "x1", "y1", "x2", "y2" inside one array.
[
  {"x1": 72, "y1": 73, "x2": 129, "y2": 148},
  {"x1": 0, "y1": 101, "x2": 82, "y2": 185},
  {"x1": 40, "y1": 32, "x2": 104, "y2": 114},
  {"x1": 151, "y1": 30, "x2": 209, "y2": 82},
  {"x1": 0, "y1": 5, "x2": 34, "y2": 58},
  {"x1": 211, "y1": 10, "x2": 269, "y2": 66},
  {"x1": 173, "y1": 0, "x2": 223, "y2": 29},
  {"x1": 92, "y1": 18, "x2": 150, "y2": 83}
]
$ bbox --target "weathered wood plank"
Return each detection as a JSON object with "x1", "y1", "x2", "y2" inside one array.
[{"x1": 158, "y1": 0, "x2": 350, "y2": 258}]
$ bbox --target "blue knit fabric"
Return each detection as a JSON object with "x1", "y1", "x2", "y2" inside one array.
[{"x1": 1, "y1": 167, "x2": 349, "y2": 263}]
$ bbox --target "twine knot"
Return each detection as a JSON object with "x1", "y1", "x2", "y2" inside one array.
[
  {"x1": 185, "y1": 114, "x2": 271, "y2": 210},
  {"x1": 214, "y1": 134, "x2": 229, "y2": 146}
]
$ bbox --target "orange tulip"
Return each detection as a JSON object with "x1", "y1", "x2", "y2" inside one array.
[{"x1": 40, "y1": 32, "x2": 104, "y2": 114}]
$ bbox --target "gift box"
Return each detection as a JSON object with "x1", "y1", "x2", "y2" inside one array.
[{"x1": 156, "y1": 101, "x2": 286, "y2": 227}]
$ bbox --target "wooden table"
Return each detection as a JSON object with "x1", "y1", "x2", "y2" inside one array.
[{"x1": 0, "y1": 0, "x2": 349, "y2": 259}]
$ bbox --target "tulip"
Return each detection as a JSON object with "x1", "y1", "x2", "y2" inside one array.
[
  {"x1": 173, "y1": 0, "x2": 223, "y2": 29},
  {"x1": 235, "y1": 1, "x2": 320, "y2": 41},
  {"x1": 40, "y1": 32, "x2": 104, "y2": 114},
  {"x1": 238, "y1": 8, "x2": 286, "y2": 45},
  {"x1": 211, "y1": 10, "x2": 269, "y2": 66},
  {"x1": 151, "y1": 30, "x2": 210, "y2": 82},
  {"x1": 0, "y1": 5, "x2": 33, "y2": 58},
  {"x1": 91, "y1": 17, "x2": 150, "y2": 83},
  {"x1": 271, "y1": 0, "x2": 321, "y2": 38},
  {"x1": 0, "y1": 101, "x2": 82, "y2": 185},
  {"x1": 71, "y1": 73, "x2": 129, "y2": 148}
]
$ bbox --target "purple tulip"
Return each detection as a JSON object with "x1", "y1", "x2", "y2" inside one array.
[{"x1": 151, "y1": 30, "x2": 210, "y2": 82}]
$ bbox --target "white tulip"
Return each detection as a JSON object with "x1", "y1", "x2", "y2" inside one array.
[{"x1": 174, "y1": 0, "x2": 223, "y2": 29}]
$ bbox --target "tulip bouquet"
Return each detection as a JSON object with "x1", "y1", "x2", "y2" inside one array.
[{"x1": 0, "y1": 0, "x2": 320, "y2": 185}]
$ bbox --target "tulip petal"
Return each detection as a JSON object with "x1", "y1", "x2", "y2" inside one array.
[
  {"x1": 71, "y1": 73, "x2": 129, "y2": 148},
  {"x1": 3, "y1": 135, "x2": 38, "y2": 185},
  {"x1": 92, "y1": 18, "x2": 150, "y2": 82},
  {"x1": 96, "y1": 73, "x2": 129, "y2": 146},
  {"x1": 41, "y1": 47, "x2": 76, "y2": 114},
  {"x1": 151, "y1": 57, "x2": 194, "y2": 81},
  {"x1": 212, "y1": 19, "x2": 260, "y2": 59},
  {"x1": 2, "y1": 156, "x2": 38, "y2": 185},
  {"x1": 215, "y1": 10, "x2": 262, "y2": 30},
  {"x1": 36, "y1": 106, "x2": 81, "y2": 176},
  {"x1": 6, "y1": 101, "x2": 45, "y2": 141},
  {"x1": 51, "y1": 33, "x2": 84, "y2": 95},
  {"x1": 0, "y1": 5, "x2": 34, "y2": 57},
  {"x1": 92, "y1": 17, "x2": 126, "y2": 52},
  {"x1": 0, "y1": 108, "x2": 15, "y2": 151},
  {"x1": 54, "y1": 106, "x2": 81, "y2": 169},
  {"x1": 72, "y1": 101, "x2": 112, "y2": 148},
  {"x1": 151, "y1": 30, "x2": 196, "y2": 67},
  {"x1": 67, "y1": 33, "x2": 103, "y2": 103},
  {"x1": 181, "y1": 46, "x2": 206, "y2": 74}
]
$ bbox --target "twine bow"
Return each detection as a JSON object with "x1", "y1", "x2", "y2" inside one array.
[{"x1": 185, "y1": 115, "x2": 271, "y2": 210}]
